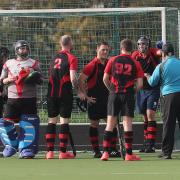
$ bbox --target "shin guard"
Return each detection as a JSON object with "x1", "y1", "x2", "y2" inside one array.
[
  {"x1": 0, "y1": 118, "x2": 18, "y2": 157},
  {"x1": 18, "y1": 114, "x2": 40, "y2": 158}
]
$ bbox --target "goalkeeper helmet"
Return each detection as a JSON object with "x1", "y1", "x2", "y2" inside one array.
[
  {"x1": 137, "y1": 36, "x2": 151, "y2": 53},
  {"x1": 14, "y1": 40, "x2": 30, "y2": 58}
]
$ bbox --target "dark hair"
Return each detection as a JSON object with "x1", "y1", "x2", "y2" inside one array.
[
  {"x1": 120, "y1": 38, "x2": 133, "y2": 52},
  {"x1": 161, "y1": 43, "x2": 174, "y2": 56},
  {"x1": 0, "y1": 47, "x2": 9, "y2": 60},
  {"x1": 97, "y1": 41, "x2": 109, "y2": 48}
]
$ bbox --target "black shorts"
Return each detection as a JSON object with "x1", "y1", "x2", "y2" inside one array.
[
  {"x1": 88, "y1": 100, "x2": 107, "y2": 120},
  {"x1": 107, "y1": 93, "x2": 135, "y2": 117},
  {"x1": 4, "y1": 98, "x2": 37, "y2": 122},
  {"x1": 47, "y1": 94, "x2": 73, "y2": 118}
]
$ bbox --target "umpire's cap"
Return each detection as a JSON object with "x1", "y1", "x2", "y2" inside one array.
[{"x1": 161, "y1": 43, "x2": 174, "y2": 55}]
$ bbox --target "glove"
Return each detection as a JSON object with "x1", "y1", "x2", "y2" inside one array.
[{"x1": 24, "y1": 71, "x2": 42, "y2": 84}]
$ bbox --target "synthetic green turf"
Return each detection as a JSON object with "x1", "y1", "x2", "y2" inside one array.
[{"x1": 0, "y1": 152, "x2": 180, "y2": 180}]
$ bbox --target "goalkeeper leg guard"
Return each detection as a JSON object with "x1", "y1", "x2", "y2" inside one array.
[
  {"x1": 18, "y1": 114, "x2": 40, "y2": 158},
  {"x1": 0, "y1": 118, "x2": 18, "y2": 157}
]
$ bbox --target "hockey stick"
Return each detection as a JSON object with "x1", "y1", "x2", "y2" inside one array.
[
  {"x1": 69, "y1": 131, "x2": 76, "y2": 157},
  {"x1": 116, "y1": 116, "x2": 126, "y2": 160}
]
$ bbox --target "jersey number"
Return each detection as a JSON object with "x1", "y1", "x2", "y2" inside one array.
[
  {"x1": 54, "y1": 58, "x2": 62, "y2": 69},
  {"x1": 115, "y1": 63, "x2": 132, "y2": 75}
]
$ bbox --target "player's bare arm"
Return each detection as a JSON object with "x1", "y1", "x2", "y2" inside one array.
[
  {"x1": 103, "y1": 73, "x2": 114, "y2": 91},
  {"x1": 70, "y1": 69, "x2": 79, "y2": 90},
  {"x1": 78, "y1": 72, "x2": 88, "y2": 100},
  {"x1": 135, "y1": 77, "x2": 143, "y2": 92},
  {"x1": 78, "y1": 72, "x2": 96, "y2": 103}
]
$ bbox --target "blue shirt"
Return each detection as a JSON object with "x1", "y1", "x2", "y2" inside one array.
[{"x1": 148, "y1": 56, "x2": 180, "y2": 96}]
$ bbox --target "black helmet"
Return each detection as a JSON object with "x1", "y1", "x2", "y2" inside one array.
[
  {"x1": 14, "y1": 40, "x2": 30, "y2": 58},
  {"x1": 137, "y1": 36, "x2": 151, "y2": 53},
  {"x1": 0, "y1": 47, "x2": 9, "y2": 60}
]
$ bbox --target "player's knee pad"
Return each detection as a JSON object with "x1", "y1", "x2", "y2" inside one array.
[
  {"x1": 0, "y1": 118, "x2": 18, "y2": 148},
  {"x1": 18, "y1": 114, "x2": 40, "y2": 156}
]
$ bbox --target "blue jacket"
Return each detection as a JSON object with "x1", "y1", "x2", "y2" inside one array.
[{"x1": 148, "y1": 56, "x2": 180, "y2": 96}]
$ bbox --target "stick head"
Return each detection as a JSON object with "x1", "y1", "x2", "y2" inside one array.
[{"x1": 76, "y1": 97, "x2": 87, "y2": 112}]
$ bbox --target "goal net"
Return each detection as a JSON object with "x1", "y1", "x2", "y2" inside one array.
[{"x1": 0, "y1": 7, "x2": 179, "y2": 123}]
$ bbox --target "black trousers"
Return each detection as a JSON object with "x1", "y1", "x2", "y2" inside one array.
[{"x1": 161, "y1": 92, "x2": 180, "y2": 155}]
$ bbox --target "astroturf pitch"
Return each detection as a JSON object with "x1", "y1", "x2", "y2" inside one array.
[{"x1": 0, "y1": 152, "x2": 180, "y2": 180}]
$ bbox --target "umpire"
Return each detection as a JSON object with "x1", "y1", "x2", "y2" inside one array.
[{"x1": 145, "y1": 43, "x2": 180, "y2": 159}]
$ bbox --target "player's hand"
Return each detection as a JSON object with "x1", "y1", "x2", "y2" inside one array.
[
  {"x1": 3, "y1": 76, "x2": 16, "y2": 84},
  {"x1": 78, "y1": 91, "x2": 86, "y2": 101},
  {"x1": 144, "y1": 73, "x2": 151, "y2": 79},
  {"x1": 87, "y1": 96, "x2": 96, "y2": 104}
]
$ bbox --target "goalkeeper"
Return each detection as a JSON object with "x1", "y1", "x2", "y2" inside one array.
[
  {"x1": 78, "y1": 41, "x2": 121, "y2": 158},
  {"x1": 0, "y1": 40, "x2": 42, "y2": 158}
]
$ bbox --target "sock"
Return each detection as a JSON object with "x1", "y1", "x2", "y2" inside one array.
[
  {"x1": 45, "y1": 123, "x2": 56, "y2": 152},
  {"x1": 110, "y1": 127, "x2": 118, "y2": 151},
  {"x1": 59, "y1": 124, "x2": 69, "y2": 153},
  {"x1": 102, "y1": 130, "x2": 113, "y2": 152},
  {"x1": 124, "y1": 131, "x2": 133, "y2": 155},
  {"x1": 143, "y1": 120, "x2": 148, "y2": 143},
  {"x1": 147, "y1": 121, "x2": 157, "y2": 148},
  {"x1": 89, "y1": 126, "x2": 100, "y2": 153}
]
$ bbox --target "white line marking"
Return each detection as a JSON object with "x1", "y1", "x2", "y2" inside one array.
[{"x1": 112, "y1": 172, "x2": 169, "y2": 175}]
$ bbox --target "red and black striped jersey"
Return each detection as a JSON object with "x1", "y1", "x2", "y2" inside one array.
[
  {"x1": 132, "y1": 48, "x2": 161, "y2": 89},
  {"x1": 105, "y1": 54, "x2": 144, "y2": 94},
  {"x1": 47, "y1": 50, "x2": 78, "y2": 97},
  {"x1": 82, "y1": 57, "x2": 108, "y2": 100}
]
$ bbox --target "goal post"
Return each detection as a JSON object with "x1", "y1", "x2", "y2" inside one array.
[{"x1": 0, "y1": 7, "x2": 179, "y2": 123}]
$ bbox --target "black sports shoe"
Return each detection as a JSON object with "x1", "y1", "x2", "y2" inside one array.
[
  {"x1": 109, "y1": 150, "x2": 121, "y2": 158},
  {"x1": 145, "y1": 147, "x2": 155, "y2": 153},
  {"x1": 158, "y1": 153, "x2": 172, "y2": 159},
  {"x1": 93, "y1": 151, "x2": 102, "y2": 158},
  {"x1": 139, "y1": 147, "x2": 145, "y2": 153},
  {"x1": 139, "y1": 140, "x2": 147, "y2": 153}
]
